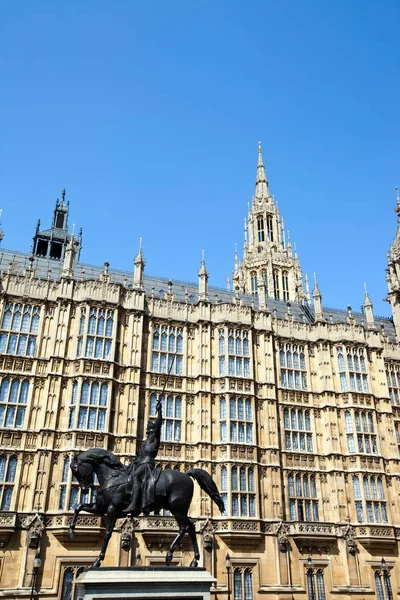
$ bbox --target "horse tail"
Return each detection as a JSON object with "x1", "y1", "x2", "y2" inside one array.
[{"x1": 187, "y1": 469, "x2": 225, "y2": 513}]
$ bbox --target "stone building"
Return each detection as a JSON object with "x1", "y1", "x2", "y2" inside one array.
[{"x1": 0, "y1": 145, "x2": 400, "y2": 600}]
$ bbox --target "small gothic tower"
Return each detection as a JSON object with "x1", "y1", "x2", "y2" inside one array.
[
  {"x1": 133, "y1": 239, "x2": 145, "y2": 289},
  {"x1": 198, "y1": 250, "x2": 209, "y2": 301},
  {"x1": 32, "y1": 189, "x2": 82, "y2": 261},
  {"x1": 386, "y1": 189, "x2": 400, "y2": 335},
  {"x1": 232, "y1": 143, "x2": 305, "y2": 301}
]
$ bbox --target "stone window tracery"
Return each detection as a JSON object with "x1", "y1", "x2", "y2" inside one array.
[
  {"x1": 0, "y1": 455, "x2": 17, "y2": 510},
  {"x1": 0, "y1": 378, "x2": 29, "y2": 428},
  {"x1": 220, "y1": 465, "x2": 256, "y2": 517},
  {"x1": 218, "y1": 329, "x2": 250, "y2": 378},
  {"x1": 0, "y1": 303, "x2": 40, "y2": 356},
  {"x1": 352, "y1": 474, "x2": 388, "y2": 523},
  {"x1": 68, "y1": 380, "x2": 108, "y2": 431},
  {"x1": 233, "y1": 567, "x2": 253, "y2": 600},
  {"x1": 257, "y1": 216, "x2": 264, "y2": 243},
  {"x1": 344, "y1": 409, "x2": 377, "y2": 454},
  {"x1": 280, "y1": 344, "x2": 307, "y2": 390},
  {"x1": 77, "y1": 307, "x2": 114, "y2": 360},
  {"x1": 283, "y1": 407, "x2": 312, "y2": 451},
  {"x1": 306, "y1": 565, "x2": 326, "y2": 600},
  {"x1": 385, "y1": 362, "x2": 400, "y2": 406},
  {"x1": 220, "y1": 396, "x2": 253, "y2": 443},
  {"x1": 374, "y1": 567, "x2": 394, "y2": 600},
  {"x1": 337, "y1": 346, "x2": 368, "y2": 393},
  {"x1": 60, "y1": 565, "x2": 89, "y2": 600},
  {"x1": 151, "y1": 324, "x2": 183, "y2": 375},
  {"x1": 288, "y1": 473, "x2": 319, "y2": 521},
  {"x1": 150, "y1": 392, "x2": 181, "y2": 441}
]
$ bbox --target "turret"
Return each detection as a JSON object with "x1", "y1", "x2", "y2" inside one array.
[
  {"x1": 198, "y1": 250, "x2": 209, "y2": 301},
  {"x1": 133, "y1": 238, "x2": 145, "y2": 289},
  {"x1": 313, "y1": 273, "x2": 324, "y2": 321},
  {"x1": 386, "y1": 189, "x2": 400, "y2": 337}
]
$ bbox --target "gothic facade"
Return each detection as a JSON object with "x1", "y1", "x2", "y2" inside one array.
[{"x1": 0, "y1": 147, "x2": 400, "y2": 600}]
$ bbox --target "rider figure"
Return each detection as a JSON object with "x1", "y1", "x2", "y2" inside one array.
[{"x1": 124, "y1": 398, "x2": 162, "y2": 515}]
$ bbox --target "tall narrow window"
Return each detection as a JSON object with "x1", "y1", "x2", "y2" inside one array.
[
  {"x1": 0, "y1": 303, "x2": 40, "y2": 357},
  {"x1": 288, "y1": 473, "x2": 319, "y2": 521},
  {"x1": 77, "y1": 308, "x2": 114, "y2": 360},
  {"x1": 250, "y1": 272, "x2": 258, "y2": 296},
  {"x1": 233, "y1": 568, "x2": 253, "y2": 600},
  {"x1": 68, "y1": 381, "x2": 108, "y2": 431},
  {"x1": 0, "y1": 455, "x2": 17, "y2": 510},
  {"x1": 374, "y1": 568, "x2": 394, "y2": 600},
  {"x1": 306, "y1": 566, "x2": 326, "y2": 600},
  {"x1": 222, "y1": 465, "x2": 256, "y2": 518},
  {"x1": 282, "y1": 271, "x2": 289, "y2": 301},
  {"x1": 337, "y1": 346, "x2": 368, "y2": 393},
  {"x1": 220, "y1": 397, "x2": 253, "y2": 443},
  {"x1": 262, "y1": 271, "x2": 268, "y2": 298},
  {"x1": 273, "y1": 270, "x2": 280, "y2": 299},
  {"x1": 345, "y1": 410, "x2": 377, "y2": 454},
  {"x1": 257, "y1": 217, "x2": 265, "y2": 242},
  {"x1": 385, "y1": 362, "x2": 400, "y2": 406},
  {"x1": 150, "y1": 393, "x2": 181, "y2": 441},
  {"x1": 267, "y1": 215, "x2": 274, "y2": 241},
  {"x1": 0, "y1": 378, "x2": 29, "y2": 428},
  {"x1": 353, "y1": 474, "x2": 388, "y2": 523},
  {"x1": 151, "y1": 324, "x2": 183, "y2": 375},
  {"x1": 61, "y1": 566, "x2": 89, "y2": 600},
  {"x1": 219, "y1": 329, "x2": 250, "y2": 378},
  {"x1": 284, "y1": 408, "x2": 312, "y2": 451},
  {"x1": 280, "y1": 344, "x2": 307, "y2": 391}
]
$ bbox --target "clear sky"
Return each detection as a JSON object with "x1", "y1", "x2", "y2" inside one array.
[{"x1": 1, "y1": 1, "x2": 399, "y2": 316}]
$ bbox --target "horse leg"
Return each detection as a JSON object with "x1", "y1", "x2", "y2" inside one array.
[
  {"x1": 68, "y1": 502, "x2": 98, "y2": 541},
  {"x1": 91, "y1": 505, "x2": 117, "y2": 569},
  {"x1": 166, "y1": 515, "x2": 186, "y2": 566},
  {"x1": 187, "y1": 519, "x2": 200, "y2": 568}
]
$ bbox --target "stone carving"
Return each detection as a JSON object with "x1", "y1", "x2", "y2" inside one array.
[
  {"x1": 26, "y1": 514, "x2": 44, "y2": 549},
  {"x1": 343, "y1": 524, "x2": 356, "y2": 555},
  {"x1": 276, "y1": 521, "x2": 289, "y2": 552}
]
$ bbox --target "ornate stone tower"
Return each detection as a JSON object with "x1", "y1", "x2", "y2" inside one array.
[
  {"x1": 232, "y1": 143, "x2": 305, "y2": 302},
  {"x1": 32, "y1": 189, "x2": 82, "y2": 261}
]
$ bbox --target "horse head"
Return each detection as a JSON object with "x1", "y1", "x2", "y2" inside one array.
[{"x1": 70, "y1": 452, "x2": 94, "y2": 494}]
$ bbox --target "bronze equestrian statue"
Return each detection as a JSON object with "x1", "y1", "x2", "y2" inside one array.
[
  {"x1": 123, "y1": 397, "x2": 162, "y2": 516},
  {"x1": 68, "y1": 398, "x2": 225, "y2": 569}
]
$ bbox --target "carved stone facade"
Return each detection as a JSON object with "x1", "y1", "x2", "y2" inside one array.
[{"x1": 0, "y1": 157, "x2": 400, "y2": 599}]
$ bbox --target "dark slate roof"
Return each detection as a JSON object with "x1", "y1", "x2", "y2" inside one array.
[{"x1": 0, "y1": 247, "x2": 395, "y2": 337}]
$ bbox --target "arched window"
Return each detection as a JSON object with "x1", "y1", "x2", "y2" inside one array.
[
  {"x1": 257, "y1": 216, "x2": 265, "y2": 242},
  {"x1": 288, "y1": 472, "x2": 319, "y2": 522},
  {"x1": 149, "y1": 393, "x2": 182, "y2": 442},
  {"x1": 0, "y1": 455, "x2": 18, "y2": 510},
  {"x1": 250, "y1": 272, "x2": 258, "y2": 296},
  {"x1": 273, "y1": 270, "x2": 280, "y2": 299},
  {"x1": 0, "y1": 378, "x2": 29, "y2": 428},
  {"x1": 282, "y1": 271, "x2": 289, "y2": 301},
  {"x1": 61, "y1": 566, "x2": 89, "y2": 600},
  {"x1": 0, "y1": 303, "x2": 40, "y2": 356}
]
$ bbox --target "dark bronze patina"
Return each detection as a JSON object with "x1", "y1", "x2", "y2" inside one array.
[{"x1": 68, "y1": 399, "x2": 224, "y2": 569}]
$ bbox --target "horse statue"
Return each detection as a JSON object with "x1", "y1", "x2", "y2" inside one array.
[{"x1": 68, "y1": 448, "x2": 225, "y2": 569}]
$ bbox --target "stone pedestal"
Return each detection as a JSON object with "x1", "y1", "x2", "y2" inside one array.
[{"x1": 76, "y1": 566, "x2": 216, "y2": 600}]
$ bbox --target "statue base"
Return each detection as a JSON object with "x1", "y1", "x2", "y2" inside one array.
[{"x1": 75, "y1": 566, "x2": 216, "y2": 600}]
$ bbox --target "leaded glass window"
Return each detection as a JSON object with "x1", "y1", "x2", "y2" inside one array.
[
  {"x1": 151, "y1": 324, "x2": 183, "y2": 375},
  {"x1": 218, "y1": 328, "x2": 250, "y2": 378},
  {"x1": 0, "y1": 455, "x2": 17, "y2": 510},
  {"x1": 288, "y1": 473, "x2": 319, "y2": 522},
  {"x1": 0, "y1": 303, "x2": 40, "y2": 357},
  {"x1": 77, "y1": 307, "x2": 114, "y2": 360},
  {"x1": 283, "y1": 407, "x2": 312, "y2": 451},
  {"x1": 0, "y1": 378, "x2": 29, "y2": 428},
  {"x1": 149, "y1": 393, "x2": 181, "y2": 441},
  {"x1": 280, "y1": 344, "x2": 307, "y2": 390},
  {"x1": 220, "y1": 396, "x2": 253, "y2": 443},
  {"x1": 68, "y1": 381, "x2": 108, "y2": 431}
]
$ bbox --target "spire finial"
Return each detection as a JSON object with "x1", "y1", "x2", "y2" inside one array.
[
  {"x1": 396, "y1": 187, "x2": 399, "y2": 202},
  {"x1": 72, "y1": 223, "x2": 75, "y2": 236},
  {"x1": 258, "y1": 141, "x2": 262, "y2": 153},
  {"x1": 61, "y1": 188, "x2": 66, "y2": 203},
  {"x1": 202, "y1": 249, "x2": 205, "y2": 264}
]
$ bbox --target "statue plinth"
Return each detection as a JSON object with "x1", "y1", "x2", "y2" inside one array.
[{"x1": 76, "y1": 566, "x2": 216, "y2": 600}]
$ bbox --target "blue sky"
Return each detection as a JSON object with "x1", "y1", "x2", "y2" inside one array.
[{"x1": 1, "y1": 1, "x2": 399, "y2": 316}]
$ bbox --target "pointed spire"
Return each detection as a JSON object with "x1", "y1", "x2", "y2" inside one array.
[
  {"x1": 226, "y1": 275, "x2": 231, "y2": 292},
  {"x1": 198, "y1": 250, "x2": 209, "y2": 301},
  {"x1": 133, "y1": 238, "x2": 145, "y2": 289},
  {"x1": 255, "y1": 142, "x2": 271, "y2": 201},
  {"x1": 312, "y1": 273, "x2": 324, "y2": 321},
  {"x1": 305, "y1": 274, "x2": 311, "y2": 303},
  {"x1": 363, "y1": 282, "x2": 375, "y2": 329}
]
